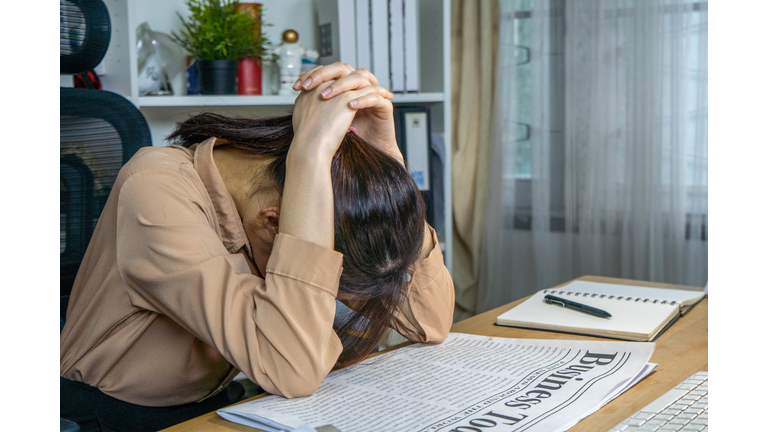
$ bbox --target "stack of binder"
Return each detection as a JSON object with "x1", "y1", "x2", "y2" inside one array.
[
  {"x1": 393, "y1": 106, "x2": 444, "y2": 231},
  {"x1": 316, "y1": 0, "x2": 421, "y2": 93}
]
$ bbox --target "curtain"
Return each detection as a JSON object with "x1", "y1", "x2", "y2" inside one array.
[
  {"x1": 450, "y1": 0, "x2": 499, "y2": 321},
  {"x1": 478, "y1": 0, "x2": 708, "y2": 313}
]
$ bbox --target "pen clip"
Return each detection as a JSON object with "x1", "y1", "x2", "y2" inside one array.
[{"x1": 545, "y1": 297, "x2": 567, "y2": 308}]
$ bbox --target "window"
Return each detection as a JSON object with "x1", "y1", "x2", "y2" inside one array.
[{"x1": 506, "y1": 0, "x2": 707, "y2": 238}]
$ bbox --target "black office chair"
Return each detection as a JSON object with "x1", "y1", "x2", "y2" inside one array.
[
  {"x1": 61, "y1": 0, "x2": 151, "y2": 322},
  {"x1": 60, "y1": 0, "x2": 151, "y2": 317},
  {"x1": 61, "y1": 1, "x2": 151, "y2": 429}
]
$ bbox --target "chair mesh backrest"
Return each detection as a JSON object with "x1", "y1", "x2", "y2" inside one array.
[
  {"x1": 60, "y1": 0, "x2": 111, "y2": 74},
  {"x1": 60, "y1": 88, "x2": 152, "y2": 296}
]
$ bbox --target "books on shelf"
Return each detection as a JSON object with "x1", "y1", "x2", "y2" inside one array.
[
  {"x1": 388, "y1": 0, "x2": 405, "y2": 92},
  {"x1": 370, "y1": 0, "x2": 390, "y2": 89},
  {"x1": 317, "y1": 0, "x2": 422, "y2": 93},
  {"x1": 354, "y1": 0, "x2": 371, "y2": 71},
  {"x1": 403, "y1": 0, "x2": 420, "y2": 91},
  {"x1": 496, "y1": 280, "x2": 707, "y2": 342}
]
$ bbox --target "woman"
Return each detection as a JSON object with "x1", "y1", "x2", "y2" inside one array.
[{"x1": 60, "y1": 63, "x2": 454, "y2": 431}]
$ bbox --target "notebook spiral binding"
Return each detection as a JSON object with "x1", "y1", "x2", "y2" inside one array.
[{"x1": 542, "y1": 289, "x2": 678, "y2": 306}]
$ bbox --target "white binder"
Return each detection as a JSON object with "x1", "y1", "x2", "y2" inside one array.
[
  {"x1": 388, "y1": 0, "x2": 405, "y2": 92},
  {"x1": 404, "y1": 111, "x2": 430, "y2": 191},
  {"x1": 370, "y1": 0, "x2": 390, "y2": 89},
  {"x1": 355, "y1": 0, "x2": 371, "y2": 71},
  {"x1": 403, "y1": 0, "x2": 420, "y2": 91}
]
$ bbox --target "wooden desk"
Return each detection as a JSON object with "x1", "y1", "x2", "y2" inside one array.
[{"x1": 163, "y1": 276, "x2": 708, "y2": 432}]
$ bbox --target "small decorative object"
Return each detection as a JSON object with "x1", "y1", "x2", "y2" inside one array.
[
  {"x1": 270, "y1": 30, "x2": 319, "y2": 96},
  {"x1": 171, "y1": 0, "x2": 272, "y2": 95},
  {"x1": 136, "y1": 23, "x2": 186, "y2": 96}
]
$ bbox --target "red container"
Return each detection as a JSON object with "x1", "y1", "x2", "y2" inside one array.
[
  {"x1": 238, "y1": 57, "x2": 262, "y2": 95},
  {"x1": 237, "y1": 3, "x2": 263, "y2": 95}
]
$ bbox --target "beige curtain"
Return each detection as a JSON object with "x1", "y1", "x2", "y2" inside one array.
[{"x1": 451, "y1": 0, "x2": 498, "y2": 321}]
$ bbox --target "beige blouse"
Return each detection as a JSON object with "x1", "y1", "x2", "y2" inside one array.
[{"x1": 60, "y1": 137, "x2": 455, "y2": 407}]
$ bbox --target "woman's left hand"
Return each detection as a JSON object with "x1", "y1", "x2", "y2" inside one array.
[{"x1": 293, "y1": 63, "x2": 404, "y2": 165}]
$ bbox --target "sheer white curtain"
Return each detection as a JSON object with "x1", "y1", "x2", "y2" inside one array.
[{"x1": 478, "y1": 0, "x2": 708, "y2": 313}]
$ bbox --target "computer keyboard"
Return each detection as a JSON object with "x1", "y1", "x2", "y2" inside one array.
[{"x1": 609, "y1": 371, "x2": 708, "y2": 432}]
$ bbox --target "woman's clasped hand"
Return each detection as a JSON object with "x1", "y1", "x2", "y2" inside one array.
[{"x1": 291, "y1": 62, "x2": 405, "y2": 165}]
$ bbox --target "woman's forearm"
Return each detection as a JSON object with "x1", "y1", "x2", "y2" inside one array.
[{"x1": 278, "y1": 146, "x2": 335, "y2": 249}]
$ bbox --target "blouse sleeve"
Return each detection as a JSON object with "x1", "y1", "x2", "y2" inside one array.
[
  {"x1": 114, "y1": 168, "x2": 343, "y2": 398},
  {"x1": 390, "y1": 225, "x2": 455, "y2": 343}
]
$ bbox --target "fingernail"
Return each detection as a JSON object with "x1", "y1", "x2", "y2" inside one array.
[
  {"x1": 349, "y1": 100, "x2": 359, "y2": 108},
  {"x1": 302, "y1": 78, "x2": 312, "y2": 88},
  {"x1": 292, "y1": 80, "x2": 301, "y2": 90},
  {"x1": 321, "y1": 88, "x2": 331, "y2": 97}
]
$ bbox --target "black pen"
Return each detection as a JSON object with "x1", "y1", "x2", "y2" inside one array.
[{"x1": 544, "y1": 294, "x2": 612, "y2": 318}]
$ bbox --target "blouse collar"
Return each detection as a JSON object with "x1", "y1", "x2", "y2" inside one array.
[{"x1": 192, "y1": 137, "x2": 254, "y2": 259}]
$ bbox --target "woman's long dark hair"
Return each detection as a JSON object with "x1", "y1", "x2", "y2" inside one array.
[{"x1": 167, "y1": 113, "x2": 426, "y2": 368}]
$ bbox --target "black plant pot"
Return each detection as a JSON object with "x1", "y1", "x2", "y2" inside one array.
[{"x1": 198, "y1": 59, "x2": 239, "y2": 95}]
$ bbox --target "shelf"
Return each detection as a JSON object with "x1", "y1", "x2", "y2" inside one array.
[
  {"x1": 137, "y1": 92, "x2": 444, "y2": 108},
  {"x1": 138, "y1": 95, "x2": 294, "y2": 107}
]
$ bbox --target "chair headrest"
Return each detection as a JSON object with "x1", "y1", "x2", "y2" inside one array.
[{"x1": 60, "y1": 0, "x2": 111, "y2": 75}]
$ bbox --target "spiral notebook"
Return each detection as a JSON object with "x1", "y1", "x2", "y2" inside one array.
[{"x1": 496, "y1": 280, "x2": 706, "y2": 342}]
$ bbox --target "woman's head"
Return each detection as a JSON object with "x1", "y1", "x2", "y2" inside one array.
[{"x1": 167, "y1": 113, "x2": 426, "y2": 367}]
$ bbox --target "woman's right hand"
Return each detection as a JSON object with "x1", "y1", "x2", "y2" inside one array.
[{"x1": 290, "y1": 81, "x2": 357, "y2": 165}]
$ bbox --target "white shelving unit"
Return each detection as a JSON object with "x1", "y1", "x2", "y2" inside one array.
[{"x1": 103, "y1": 0, "x2": 452, "y2": 272}]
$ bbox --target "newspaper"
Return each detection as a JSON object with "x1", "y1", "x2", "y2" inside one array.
[{"x1": 218, "y1": 333, "x2": 656, "y2": 432}]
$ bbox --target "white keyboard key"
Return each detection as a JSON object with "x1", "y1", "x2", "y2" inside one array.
[
  {"x1": 655, "y1": 414, "x2": 674, "y2": 421},
  {"x1": 668, "y1": 418, "x2": 690, "y2": 426},
  {"x1": 640, "y1": 419, "x2": 667, "y2": 431},
  {"x1": 690, "y1": 418, "x2": 708, "y2": 426},
  {"x1": 609, "y1": 425, "x2": 629, "y2": 431},
  {"x1": 642, "y1": 389, "x2": 689, "y2": 412},
  {"x1": 681, "y1": 425, "x2": 705, "y2": 432},
  {"x1": 676, "y1": 383, "x2": 696, "y2": 390},
  {"x1": 659, "y1": 425, "x2": 684, "y2": 431},
  {"x1": 632, "y1": 412, "x2": 657, "y2": 421},
  {"x1": 627, "y1": 418, "x2": 647, "y2": 427}
]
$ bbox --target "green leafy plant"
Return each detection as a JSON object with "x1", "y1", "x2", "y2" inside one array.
[{"x1": 171, "y1": 0, "x2": 273, "y2": 61}]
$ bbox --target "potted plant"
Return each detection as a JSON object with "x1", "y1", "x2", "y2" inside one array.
[{"x1": 171, "y1": 0, "x2": 272, "y2": 95}]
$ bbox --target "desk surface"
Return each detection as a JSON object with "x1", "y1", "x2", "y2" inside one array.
[{"x1": 162, "y1": 276, "x2": 708, "y2": 432}]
